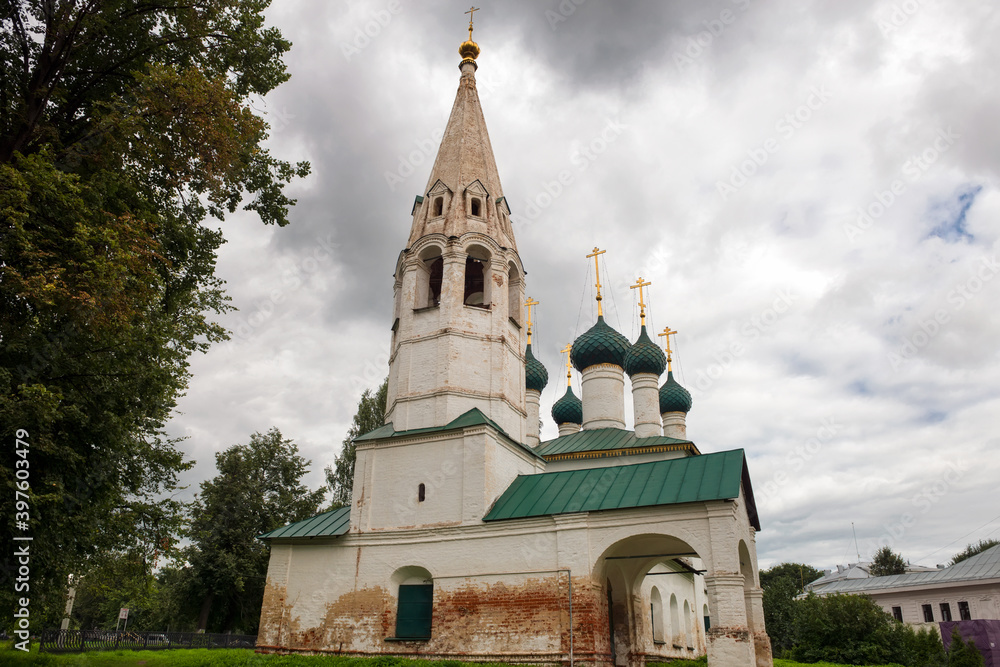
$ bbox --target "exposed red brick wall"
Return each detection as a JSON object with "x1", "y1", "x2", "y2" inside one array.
[{"x1": 258, "y1": 574, "x2": 615, "y2": 666}]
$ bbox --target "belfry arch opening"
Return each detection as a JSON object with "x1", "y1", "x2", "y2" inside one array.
[
  {"x1": 507, "y1": 262, "x2": 521, "y2": 325},
  {"x1": 415, "y1": 246, "x2": 444, "y2": 309},
  {"x1": 463, "y1": 244, "x2": 490, "y2": 307}
]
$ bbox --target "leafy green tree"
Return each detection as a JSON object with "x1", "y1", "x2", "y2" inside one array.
[
  {"x1": 909, "y1": 626, "x2": 947, "y2": 667},
  {"x1": 186, "y1": 428, "x2": 325, "y2": 633},
  {"x1": 951, "y1": 539, "x2": 1000, "y2": 565},
  {"x1": 759, "y1": 562, "x2": 824, "y2": 655},
  {"x1": 870, "y1": 545, "x2": 907, "y2": 576},
  {"x1": 0, "y1": 0, "x2": 308, "y2": 621},
  {"x1": 947, "y1": 626, "x2": 985, "y2": 667},
  {"x1": 325, "y1": 379, "x2": 388, "y2": 508},
  {"x1": 63, "y1": 496, "x2": 186, "y2": 630},
  {"x1": 790, "y1": 592, "x2": 910, "y2": 665}
]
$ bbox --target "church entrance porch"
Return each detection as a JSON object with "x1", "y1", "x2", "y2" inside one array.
[{"x1": 592, "y1": 529, "x2": 770, "y2": 667}]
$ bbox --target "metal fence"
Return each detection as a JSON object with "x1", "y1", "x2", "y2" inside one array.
[{"x1": 39, "y1": 629, "x2": 257, "y2": 653}]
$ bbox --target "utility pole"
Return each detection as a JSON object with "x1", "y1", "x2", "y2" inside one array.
[{"x1": 60, "y1": 574, "x2": 78, "y2": 630}]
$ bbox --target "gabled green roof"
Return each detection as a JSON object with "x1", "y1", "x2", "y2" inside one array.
[
  {"x1": 484, "y1": 449, "x2": 759, "y2": 529},
  {"x1": 535, "y1": 427, "x2": 697, "y2": 459},
  {"x1": 258, "y1": 506, "x2": 351, "y2": 541},
  {"x1": 354, "y1": 408, "x2": 545, "y2": 461}
]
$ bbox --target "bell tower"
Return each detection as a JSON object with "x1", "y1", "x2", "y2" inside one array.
[{"x1": 384, "y1": 16, "x2": 526, "y2": 442}]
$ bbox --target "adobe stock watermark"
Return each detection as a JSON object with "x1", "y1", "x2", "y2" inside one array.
[
  {"x1": 864, "y1": 459, "x2": 966, "y2": 554},
  {"x1": 673, "y1": 0, "x2": 753, "y2": 73},
  {"x1": 515, "y1": 118, "x2": 627, "y2": 226},
  {"x1": 716, "y1": 85, "x2": 832, "y2": 201},
  {"x1": 545, "y1": 0, "x2": 588, "y2": 31},
  {"x1": 843, "y1": 127, "x2": 960, "y2": 242},
  {"x1": 384, "y1": 72, "x2": 505, "y2": 193},
  {"x1": 876, "y1": 0, "x2": 923, "y2": 37},
  {"x1": 340, "y1": 0, "x2": 403, "y2": 62},
  {"x1": 351, "y1": 351, "x2": 390, "y2": 393},
  {"x1": 691, "y1": 288, "x2": 797, "y2": 394},
  {"x1": 887, "y1": 254, "x2": 999, "y2": 370},
  {"x1": 231, "y1": 234, "x2": 339, "y2": 342},
  {"x1": 756, "y1": 417, "x2": 842, "y2": 504}
]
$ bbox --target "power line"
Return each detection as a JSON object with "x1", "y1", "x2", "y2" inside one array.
[{"x1": 917, "y1": 512, "x2": 1000, "y2": 562}]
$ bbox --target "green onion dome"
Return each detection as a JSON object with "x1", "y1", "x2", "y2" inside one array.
[
  {"x1": 570, "y1": 316, "x2": 631, "y2": 372},
  {"x1": 551, "y1": 386, "x2": 583, "y2": 425},
  {"x1": 624, "y1": 325, "x2": 667, "y2": 377},
  {"x1": 659, "y1": 371, "x2": 692, "y2": 414},
  {"x1": 525, "y1": 344, "x2": 549, "y2": 393}
]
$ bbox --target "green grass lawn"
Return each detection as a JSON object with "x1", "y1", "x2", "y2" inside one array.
[{"x1": 0, "y1": 646, "x2": 910, "y2": 667}]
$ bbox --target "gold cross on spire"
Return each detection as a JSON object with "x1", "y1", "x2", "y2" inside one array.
[
  {"x1": 465, "y1": 6, "x2": 479, "y2": 40},
  {"x1": 561, "y1": 343, "x2": 573, "y2": 386},
  {"x1": 525, "y1": 297, "x2": 540, "y2": 344},
  {"x1": 630, "y1": 276, "x2": 652, "y2": 326},
  {"x1": 658, "y1": 326, "x2": 677, "y2": 371},
  {"x1": 587, "y1": 247, "x2": 606, "y2": 317}
]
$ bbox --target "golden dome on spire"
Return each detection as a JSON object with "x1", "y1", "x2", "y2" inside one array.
[{"x1": 460, "y1": 6, "x2": 481, "y2": 62}]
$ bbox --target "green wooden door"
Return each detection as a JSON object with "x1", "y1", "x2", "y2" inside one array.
[{"x1": 395, "y1": 584, "x2": 433, "y2": 639}]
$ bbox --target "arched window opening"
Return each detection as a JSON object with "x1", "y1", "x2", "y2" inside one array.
[
  {"x1": 650, "y1": 587, "x2": 664, "y2": 643},
  {"x1": 433, "y1": 197, "x2": 443, "y2": 217},
  {"x1": 464, "y1": 257, "x2": 486, "y2": 307},
  {"x1": 683, "y1": 600, "x2": 692, "y2": 646},
  {"x1": 470, "y1": 198, "x2": 481, "y2": 217},
  {"x1": 427, "y1": 257, "x2": 443, "y2": 307},
  {"x1": 669, "y1": 593, "x2": 680, "y2": 647},
  {"x1": 703, "y1": 603, "x2": 710, "y2": 632},
  {"x1": 418, "y1": 483, "x2": 426, "y2": 502}
]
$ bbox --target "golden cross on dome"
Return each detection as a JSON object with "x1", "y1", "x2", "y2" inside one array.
[
  {"x1": 658, "y1": 326, "x2": 678, "y2": 371},
  {"x1": 465, "y1": 6, "x2": 479, "y2": 40},
  {"x1": 524, "y1": 297, "x2": 540, "y2": 344},
  {"x1": 561, "y1": 343, "x2": 573, "y2": 386},
  {"x1": 587, "y1": 247, "x2": 606, "y2": 317},
  {"x1": 630, "y1": 276, "x2": 652, "y2": 326}
]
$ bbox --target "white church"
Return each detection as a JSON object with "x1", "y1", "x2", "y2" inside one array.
[{"x1": 257, "y1": 21, "x2": 772, "y2": 667}]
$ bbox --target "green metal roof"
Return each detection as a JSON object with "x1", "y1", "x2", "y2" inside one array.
[
  {"x1": 353, "y1": 408, "x2": 545, "y2": 461},
  {"x1": 535, "y1": 427, "x2": 696, "y2": 459},
  {"x1": 258, "y1": 506, "x2": 351, "y2": 541},
  {"x1": 484, "y1": 449, "x2": 759, "y2": 529}
]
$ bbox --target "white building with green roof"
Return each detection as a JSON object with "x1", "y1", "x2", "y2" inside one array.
[{"x1": 257, "y1": 22, "x2": 771, "y2": 667}]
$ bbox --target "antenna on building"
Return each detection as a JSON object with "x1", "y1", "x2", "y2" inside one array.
[{"x1": 852, "y1": 522, "x2": 861, "y2": 561}]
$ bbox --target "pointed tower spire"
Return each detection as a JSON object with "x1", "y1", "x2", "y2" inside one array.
[
  {"x1": 385, "y1": 25, "x2": 527, "y2": 440},
  {"x1": 407, "y1": 15, "x2": 513, "y2": 250}
]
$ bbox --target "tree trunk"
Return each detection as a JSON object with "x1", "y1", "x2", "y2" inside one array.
[{"x1": 198, "y1": 593, "x2": 214, "y2": 632}]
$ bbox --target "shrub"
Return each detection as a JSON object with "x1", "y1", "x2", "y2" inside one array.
[
  {"x1": 947, "y1": 626, "x2": 985, "y2": 667},
  {"x1": 789, "y1": 593, "x2": 910, "y2": 665}
]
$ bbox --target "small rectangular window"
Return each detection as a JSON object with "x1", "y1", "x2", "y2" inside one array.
[
  {"x1": 892, "y1": 606, "x2": 903, "y2": 622},
  {"x1": 940, "y1": 602, "x2": 953, "y2": 622},
  {"x1": 958, "y1": 601, "x2": 971, "y2": 620},
  {"x1": 922, "y1": 604, "x2": 934, "y2": 622}
]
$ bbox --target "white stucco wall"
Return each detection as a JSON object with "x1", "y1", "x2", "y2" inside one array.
[{"x1": 581, "y1": 364, "x2": 626, "y2": 430}]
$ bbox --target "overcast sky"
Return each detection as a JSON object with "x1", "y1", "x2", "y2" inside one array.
[{"x1": 165, "y1": 0, "x2": 1000, "y2": 572}]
